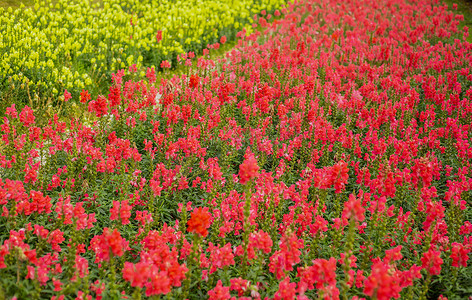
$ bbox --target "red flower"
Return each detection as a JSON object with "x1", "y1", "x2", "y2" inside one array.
[
  {"x1": 364, "y1": 261, "x2": 402, "y2": 300},
  {"x1": 239, "y1": 149, "x2": 259, "y2": 184},
  {"x1": 88, "y1": 95, "x2": 108, "y2": 117},
  {"x1": 89, "y1": 228, "x2": 129, "y2": 263},
  {"x1": 48, "y1": 229, "x2": 65, "y2": 252},
  {"x1": 110, "y1": 200, "x2": 132, "y2": 225},
  {"x1": 123, "y1": 261, "x2": 150, "y2": 288},
  {"x1": 451, "y1": 242, "x2": 470, "y2": 268},
  {"x1": 330, "y1": 160, "x2": 349, "y2": 193},
  {"x1": 30, "y1": 190, "x2": 52, "y2": 214},
  {"x1": 146, "y1": 67, "x2": 157, "y2": 84},
  {"x1": 108, "y1": 85, "x2": 121, "y2": 108},
  {"x1": 208, "y1": 242, "x2": 235, "y2": 274},
  {"x1": 5, "y1": 104, "x2": 18, "y2": 118},
  {"x1": 220, "y1": 35, "x2": 227, "y2": 44},
  {"x1": 208, "y1": 280, "x2": 230, "y2": 300},
  {"x1": 156, "y1": 30, "x2": 163, "y2": 43},
  {"x1": 274, "y1": 277, "x2": 296, "y2": 300},
  {"x1": 63, "y1": 89, "x2": 71, "y2": 102},
  {"x1": 342, "y1": 192, "x2": 365, "y2": 224},
  {"x1": 189, "y1": 74, "x2": 200, "y2": 89},
  {"x1": 298, "y1": 257, "x2": 338, "y2": 295},
  {"x1": 187, "y1": 207, "x2": 211, "y2": 237},
  {"x1": 421, "y1": 248, "x2": 443, "y2": 275},
  {"x1": 160, "y1": 60, "x2": 171, "y2": 69},
  {"x1": 19, "y1": 105, "x2": 35, "y2": 127},
  {"x1": 230, "y1": 277, "x2": 250, "y2": 296},
  {"x1": 249, "y1": 230, "x2": 273, "y2": 254}
]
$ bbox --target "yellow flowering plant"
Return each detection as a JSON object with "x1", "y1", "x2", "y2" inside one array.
[{"x1": 0, "y1": 0, "x2": 287, "y2": 113}]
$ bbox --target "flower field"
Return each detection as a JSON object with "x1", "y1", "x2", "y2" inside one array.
[{"x1": 1, "y1": 0, "x2": 472, "y2": 299}]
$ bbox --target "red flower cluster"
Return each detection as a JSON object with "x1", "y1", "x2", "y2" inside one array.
[
  {"x1": 122, "y1": 243, "x2": 187, "y2": 296},
  {"x1": 187, "y1": 207, "x2": 211, "y2": 237},
  {"x1": 342, "y1": 192, "x2": 365, "y2": 224},
  {"x1": 239, "y1": 149, "x2": 259, "y2": 184},
  {"x1": 189, "y1": 74, "x2": 200, "y2": 89},
  {"x1": 89, "y1": 228, "x2": 129, "y2": 263},
  {"x1": 110, "y1": 200, "x2": 132, "y2": 225}
]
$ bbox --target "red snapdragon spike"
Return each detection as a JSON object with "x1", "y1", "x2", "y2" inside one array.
[
  {"x1": 208, "y1": 242, "x2": 235, "y2": 274},
  {"x1": 269, "y1": 231, "x2": 304, "y2": 279},
  {"x1": 298, "y1": 257, "x2": 339, "y2": 298},
  {"x1": 208, "y1": 280, "x2": 231, "y2": 300},
  {"x1": 230, "y1": 277, "x2": 250, "y2": 296},
  {"x1": 110, "y1": 200, "x2": 132, "y2": 225},
  {"x1": 342, "y1": 192, "x2": 366, "y2": 225},
  {"x1": 160, "y1": 60, "x2": 171, "y2": 69},
  {"x1": 74, "y1": 255, "x2": 89, "y2": 280},
  {"x1": 108, "y1": 85, "x2": 122, "y2": 108},
  {"x1": 239, "y1": 148, "x2": 259, "y2": 184},
  {"x1": 189, "y1": 74, "x2": 200, "y2": 89},
  {"x1": 156, "y1": 30, "x2": 163, "y2": 43},
  {"x1": 52, "y1": 277, "x2": 62, "y2": 292},
  {"x1": 364, "y1": 261, "x2": 403, "y2": 300},
  {"x1": 29, "y1": 190, "x2": 52, "y2": 214},
  {"x1": 421, "y1": 248, "x2": 444, "y2": 276},
  {"x1": 450, "y1": 242, "x2": 470, "y2": 268},
  {"x1": 274, "y1": 276, "x2": 296, "y2": 300},
  {"x1": 123, "y1": 261, "x2": 150, "y2": 289},
  {"x1": 383, "y1": 245, "x2": 403, "y2": 263},
  {"x1": 89, "y1": 228, "x2": 129, "y2": 263},
  {"x1": 135, "y1": 210, "x2": 153, "y2": 227},
  {"x1": 248, "y1": 230, "x2": 273, "y2": 255},
  {"x1": 110, "y1": 200, "x2": 120, "y2": 221},
  {"x1": 125, "y1": 232, "x2": 188, "y2": 295},
  {"x1": 220, "y1": 35, "x2": 227, "y2": 45},
  {"x1": 48, "y1": 229, "x2": 65, "y2": 252},
  {"x1": 63, "y1": 89, "x2": 71, "y2": 102},
  {"x1": 88, "y1": 95, "x2": 108, "y2": 117},
  {"x1": 146, "y1": 67, "x2": 157, "y2": 84},
  {"x1": 33, "y1": 224, "x2": 49, "y2": 239},
  {"x1": 19, "y1": 105, "x2": 35, "y2": 127},
  {"x1": 187, "y1": 207, "x2": 212, "y2": 237}
]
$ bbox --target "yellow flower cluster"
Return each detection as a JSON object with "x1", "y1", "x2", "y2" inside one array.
[{"x1": 0, "y1": 0, "x2": 286, "y2": 97}]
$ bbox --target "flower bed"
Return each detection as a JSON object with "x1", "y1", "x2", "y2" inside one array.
[{"x1": 1, "y1": 0, "x2": 472, "y2": 299}]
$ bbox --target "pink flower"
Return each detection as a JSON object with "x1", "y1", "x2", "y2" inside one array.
[
  {"x1": 64, "y1": 89, "x2": 72, "y2": 102},
  {"x1": 160, "y1": 60, "x2": 171, "y2": 69},
  {"x1": 48, "y1": 229, "x2": 65, "y2": 252},
  {"x1": 451, "y1": 242, "x2": 470, "y2": 268},
  {"x1": 208, "y1": 242, "x2": 235, "y2": 273}
]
